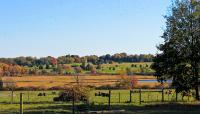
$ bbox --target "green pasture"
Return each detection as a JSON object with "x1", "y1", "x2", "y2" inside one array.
[
  {"x1": 99, "y1": 62, "x2": 154, "y2": 74},
  {"x1": 0, "y1": 89, "x2": 199, "y2": 114},
  {"x1": 28, "y1": 62, "x2": 154, "y2": 75}
]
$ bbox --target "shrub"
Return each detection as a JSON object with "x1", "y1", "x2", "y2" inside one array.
[
  {"x1": 131, "y1": 76, "x2": 138, "y2": 89},
  {"x1": 91, "y1": 67, "x2": 97, "y2": 74},
  {"x1": 74, "y1": 66, "x2": 82, "y2": 74},
  {"x1": 115, "y1": 76, "x2": 132, "y2": 89},
  {"x1": 140, "y1": 85, "x2": 151, "y2": 89},
  {"x1": 39, "y1": 65, "x2": 43, "y2": 69},
  {"x1": 53, "y1": 85, "x2": 90, "y2": 102}
]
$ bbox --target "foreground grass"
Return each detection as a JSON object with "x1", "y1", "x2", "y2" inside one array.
[
  {"x1": 1, "y1": 102, "x2": 200, "y2": 114},
  {"x1": 0, "y1": 90, "x2": 200, "y2": 114}
]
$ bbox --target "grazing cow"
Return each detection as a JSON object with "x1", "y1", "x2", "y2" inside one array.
[
  {"x1": 38, "y1": 93, "x2": 46, "y2": 96},
  {"x1": 38, "y1": 93, "x2": 43, "y2": 96},
  {"x1": 165, "y1": 90, "x2": 173, "y2": 95},
  {"x1": 95, "y1": 92, "x2": 109, "y2": 97},
  {"x1": 95, "y1": 92, "x2": 101, "y2": 96},
  {"x1": 52, "y1": 92, "x2": 56, "y2": 95},
  {"x1": 182, "y1": 91, "x2": 190, "y2": 97}
]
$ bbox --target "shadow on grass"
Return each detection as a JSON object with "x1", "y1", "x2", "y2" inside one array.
[
  {"x1": 0, "y1": 101, "x2": 67, "y2": 104},
  {"x1": 22, "y1": 102, "x2": 200, "y2": 114}
]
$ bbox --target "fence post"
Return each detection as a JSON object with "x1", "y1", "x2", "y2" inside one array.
[
  {"x1": 162, "y1": 88, "x2": 164, "y2": 102},
  {"x1": 27, "y1": 90, "x2": 30, "y2": 103},
  {"x1": 20, "y1": 93, "x2": 23, "y2": 114},
  {"x1": 182, "y1": 93, "x2": 184, "y2": 101},
  {"x1": 157, "y1": 94, "x2": 158, "y2": 101},
  {"x1": 129, "y1": 90, "x2": 132, "y2": 103},
  {"x1": 108, "y1": 90, "x2": 111, "y2": 110},
  {"x1": 72, "y1": 91, "x2": 75, "y2": 114},
  {"x1": 118, "y1": 92, "x2": 121, "y2": 103},
  {"x1": 139, "y1": 89, "x2": 142, "y2": 105},
  {"x1": 11, "y1": 90, "x2": 14, "y2": 104},
  {"x1": 168, "y1": 91, "x2": 170, "y2": 101},
  {"x1": 176, "y1": 91, "x2": 178, "y2": 102}
]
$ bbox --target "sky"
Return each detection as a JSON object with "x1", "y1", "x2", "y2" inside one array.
[{"x1": 0, "y1": 0, "x2": 171, "y2": 58}]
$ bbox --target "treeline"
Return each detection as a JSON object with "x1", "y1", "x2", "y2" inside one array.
[
  {"x1": 0, "y1": 62, "x2": 83, "y2": 76},
  {"x1": 0, "y1": 63, "x2": 28, "y2": 76},
  {"x1": 0, "y1": 53, "x2": 154, "y2": 66}
]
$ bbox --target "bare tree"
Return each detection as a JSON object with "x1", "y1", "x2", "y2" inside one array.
[
  {"x1": 4, "y1": 77, "x2": 17, "y2": 104},
  {"x1": 73, "y1": 67, "x2": 84, "y2": 86}
]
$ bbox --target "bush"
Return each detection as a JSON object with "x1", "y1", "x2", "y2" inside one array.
[
  {"x1": 115, "y1": 76, "x2": 131, "y2": 89},
  {"x1": 53, "y1": 85, "x2": 90, "y2": 102},
  {"x1": 96, "y1": 85, "x2": 115, "y2": 90},
  {"x1": 140, "y1": 85, "x2": 151, "y2": 89},
  {"x1": 131, "y1": 76, "x2": 138, "y2": 89}
]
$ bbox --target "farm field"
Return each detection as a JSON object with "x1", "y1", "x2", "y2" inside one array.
[
  {"x1": 0, "y1": 90, "x2": 199, "y2": 114},
  {"x1": 1, "y1": 75, "x2": 166, "y2": 89},
  {"x1": 97, "y1": 62, "x2": 154, "y2": 74}
]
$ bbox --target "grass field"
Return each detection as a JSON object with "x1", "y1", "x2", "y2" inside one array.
[
  {"x1": 98, "y1": 62, "x2": 154, "y2": 74},
  {"x1": 1, "y1": 75, "x2": 167, "y2": 89},
  {"x1": 0, "y1": 89, "x2": 199, "y2": 114},
  {"x1": 32, "y1": 62, "x2": 154, "y2": 75}
]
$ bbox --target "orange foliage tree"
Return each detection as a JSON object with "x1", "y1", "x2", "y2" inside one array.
[{"x1": 0, "y1": 63, "x2": 28, "y2": 76}]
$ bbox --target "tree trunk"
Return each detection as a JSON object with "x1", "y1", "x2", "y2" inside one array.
[
  {"x1": 194, "y1": 62, "x2": 199, "y2": 100},
  {"x1": 193, "y1": 62, "x2": 200, "y2": 100},
  {"x1": 195, "y1": 86, "x2": 199, "y2": 100}
]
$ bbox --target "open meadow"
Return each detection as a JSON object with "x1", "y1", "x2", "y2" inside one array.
[{"x1": 1, "y1": 75, "x2": 165, "y2": 89}]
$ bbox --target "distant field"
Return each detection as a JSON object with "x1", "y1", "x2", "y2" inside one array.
[
  {"x1": 1, "y1": 75, "x2": 167, "y2": 89},
  {"x1": 98, "y1": 62, "x2": 154, "y2": 74}
]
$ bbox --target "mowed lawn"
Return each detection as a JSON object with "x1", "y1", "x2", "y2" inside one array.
[
  {"x1": 0, "y1": 90, "x2": 199, "y2": 114},
  {"x1": 2, "y1": 75, "x2": 162, "y2": 89}
]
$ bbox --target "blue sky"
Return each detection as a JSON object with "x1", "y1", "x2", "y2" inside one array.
[{"x1": 0, "y1": 0, "x2": 171, "y2": 57}]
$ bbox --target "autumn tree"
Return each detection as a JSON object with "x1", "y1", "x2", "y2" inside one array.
[
  {"x1": 131, "y1": 76, "x2": 138, "y2": 89},
  {"x1": 0, "y1": 67, "x2": 3, "y2": 76},
  {"x1": 0, "y1": 77, "x2": 3, "y2": 90},
  {"x1": 64, "y1": 65, "x2": 73, "y2": 74},
  {"x1": 90, "y1": 66, "x2": 97, "y2": 74}
]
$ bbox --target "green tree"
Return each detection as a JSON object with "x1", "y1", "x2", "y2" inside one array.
[
  {"x1": 96, "y1": 64, "x2": 101, "y2": 69},
  {"x1": 86, "y1": 63, "x2": 94, "y2": 71},
  {"x1": 152, "y1": 0, "x2": 200, "y2": 100}
]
